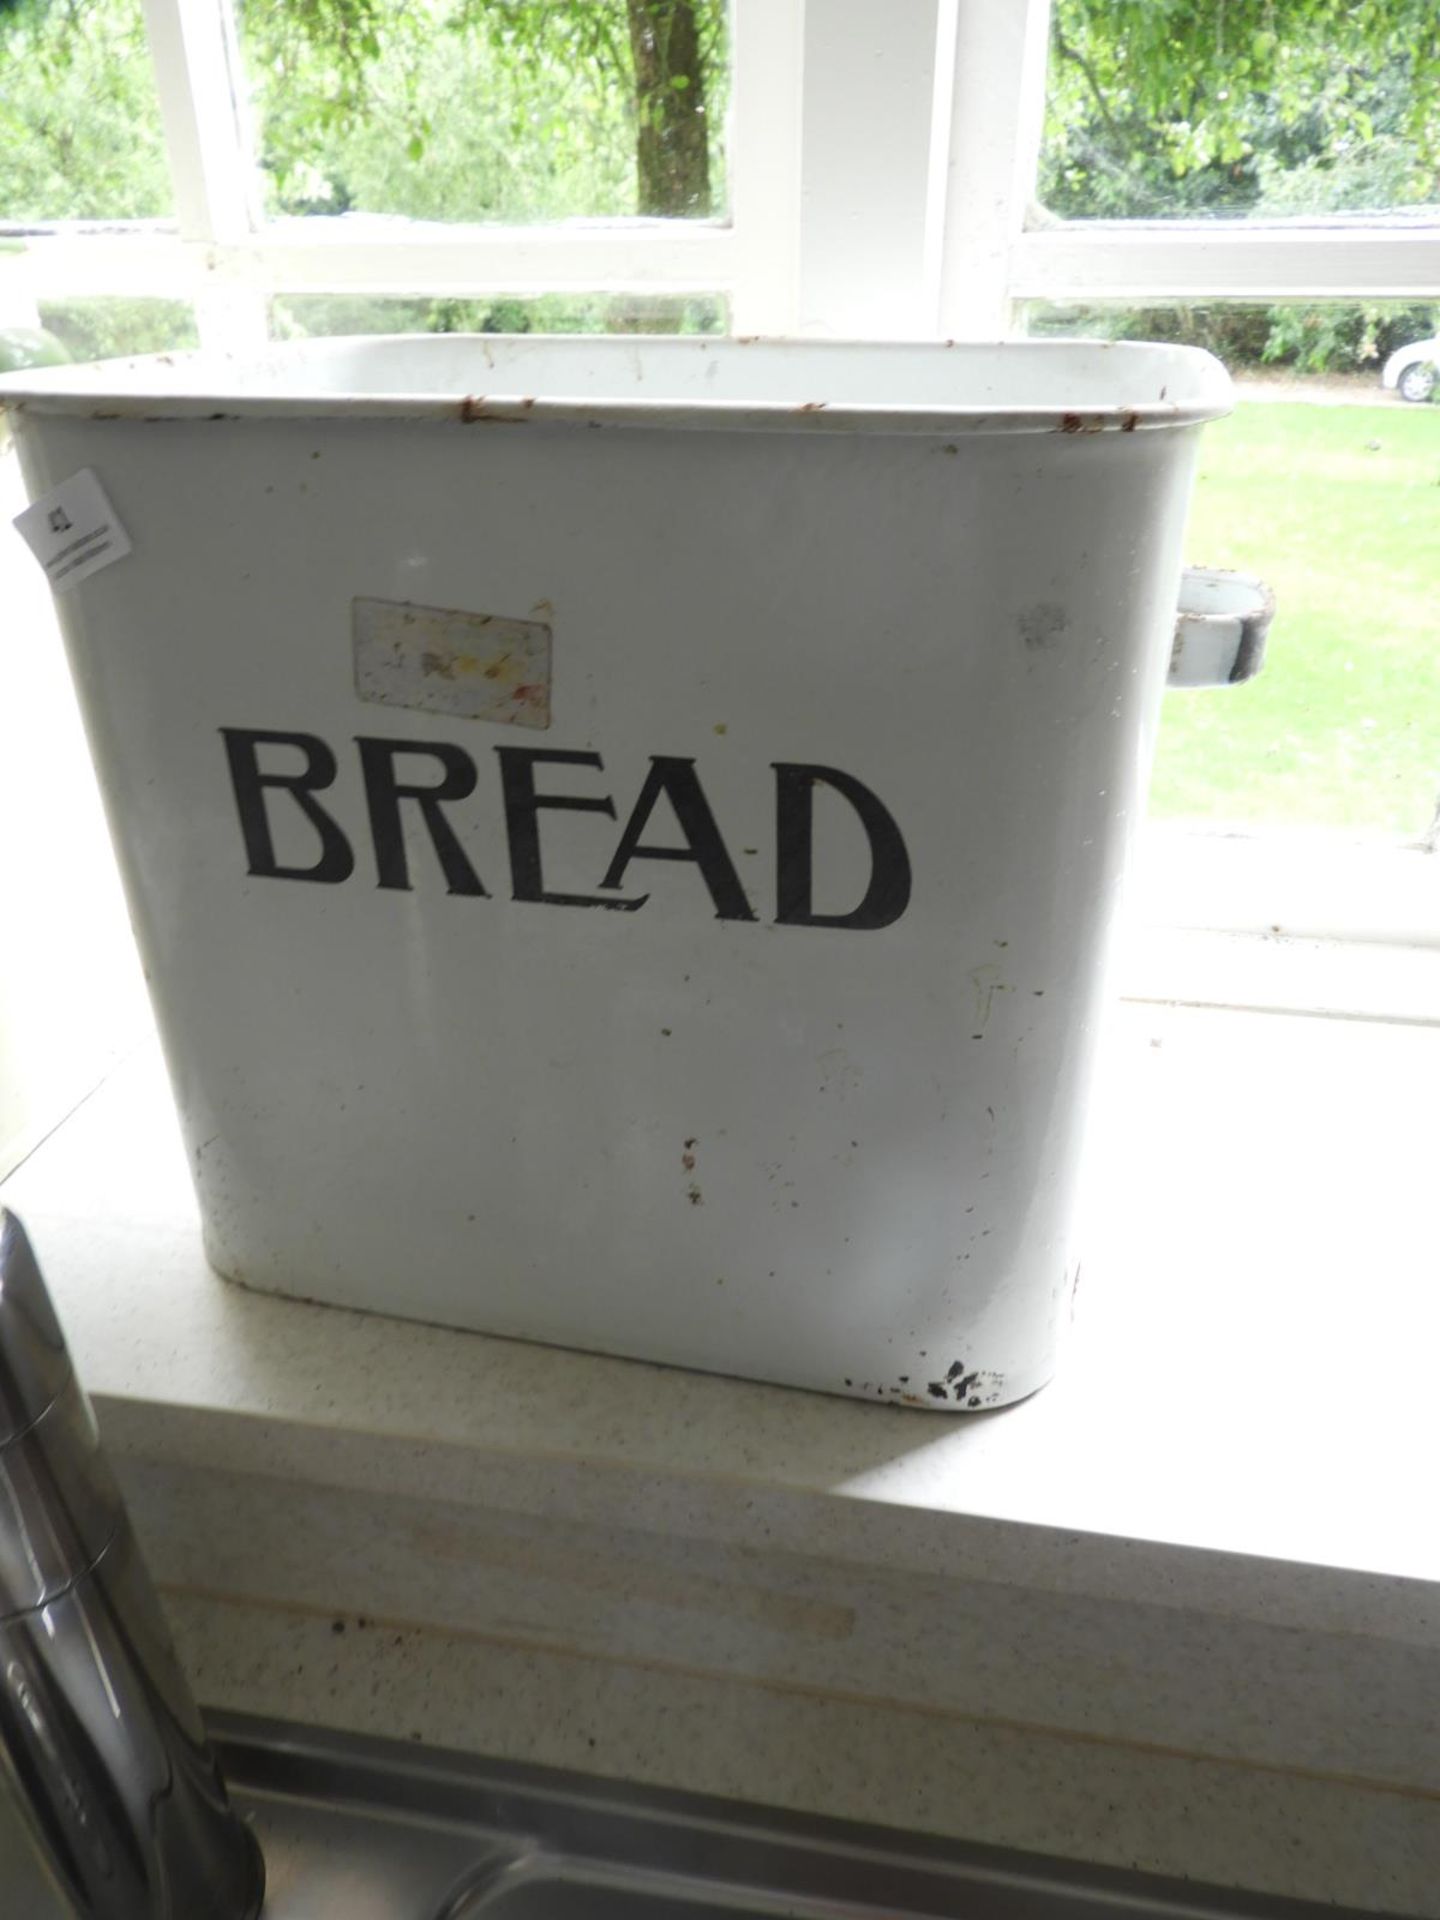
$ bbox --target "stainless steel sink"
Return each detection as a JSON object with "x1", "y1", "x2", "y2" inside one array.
[{"x1": 214, "y1": 1713, "x2": 1383, "y2": 1920}]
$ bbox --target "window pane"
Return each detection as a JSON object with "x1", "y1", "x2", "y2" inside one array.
[
  {"x1": 1040, "y1": 1, "x2": 1440, "y2": 221},
  {"x1": 233, "y1": 0, "x2": 729, "y2": 224},
  {"x1": 0, "y1": 0, "x2": 174, "y2": 222},
  {"x1": 1027, "y1": 301, "x2": 1440, "y2": 840},
  {"x1": 37, "y1": 298, "x2": 199, "y2": 362},
  {"x1": 268, "y1": 292, "x2": 725, "y2": 338}
]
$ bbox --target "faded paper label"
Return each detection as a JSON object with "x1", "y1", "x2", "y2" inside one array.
[
  {"x1": 13, "y1": 468, "x2": 132, "y2": 592},
  {"x1": 352, "y1": 596, "x2": 551, "y2": 729}
]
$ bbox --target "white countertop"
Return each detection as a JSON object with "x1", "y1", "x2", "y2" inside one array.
[{"x1": 4, "y1": 1003, "x2": 1439, "y2": 1912}]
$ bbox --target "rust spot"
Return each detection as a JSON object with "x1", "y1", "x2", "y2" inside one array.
[
  {"x1": 681, "y1": 1152, "x2": 696, "y2": 1173},
  {"x1": 687, "y1": 1185, "x2": 703, "y2": 1206},
  {"x1": 457, "y1": 395, "x2": 530, "y2": 424},
  {"x1": 794, "y1": 400, "x2": 828, "y2": 412},
  {"x1": 1059, "y1": 412, "x2": 1084, "y2": 434},
  {"x1": 1121, "y1": 410, "x2": 1139, "y2": 433}
]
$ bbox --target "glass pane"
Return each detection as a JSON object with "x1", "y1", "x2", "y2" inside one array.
[
  {"x1": 37, "y1": 298, "x2": 199, "y2": 362},
  {"x1": 1028, "y1": 300, "x2": 1440, "y2": 840},
  {"x1": 0, "y1": 0, "x2": 174, "y2": 223},
  {"x1": 233, "y1": 0, "x2": 729, "y2": 224},
  {"x1": 269, "y1": 292, "x2": 726, "y2": 338},
  {"x1": 1040, "y1": 1, "x2": 1440, "y2": 221}
]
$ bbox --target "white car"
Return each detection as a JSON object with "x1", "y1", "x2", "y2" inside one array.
[{"x1": 1381, "y1": 336, "x2": 1439, "y2": 403}]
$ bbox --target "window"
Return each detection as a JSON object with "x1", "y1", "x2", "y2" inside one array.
[
  {"x1": 7, "y1": 4, "x2": 1429, "y2": 349},
  {"x1": 1, "y1": 0, "x2": 173, "y2": 223},
  {"x1": 2, "y1": 0, "x2": 1437, "y2": 992}
]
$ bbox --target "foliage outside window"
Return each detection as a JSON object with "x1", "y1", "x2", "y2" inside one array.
[
  {"x1": 1040, "y1": 1, "x2": 1440, "y2": 378},
  {"x1": 233, "y1": 0, "x2": 726, "y2": 224},
  {"x1": 0, "y1": 0, "x2": 173, "y2": 222}
]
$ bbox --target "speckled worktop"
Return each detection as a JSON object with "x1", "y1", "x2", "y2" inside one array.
[{"x1": 3, "y1": 1003, "x2": 1438, "y2": 1914}]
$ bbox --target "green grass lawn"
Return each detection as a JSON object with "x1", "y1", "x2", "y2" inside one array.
[{"x1": 1148, "y1": 401, "x2": 1440, "y2": 837}]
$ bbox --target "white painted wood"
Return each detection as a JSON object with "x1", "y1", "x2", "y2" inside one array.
[
  {"x1": 728, "y1": 0, "x2": 805, "y2": 334},
  {"x1": 194, "y1": 281, "x2": 269, "y2": 356},
  {"x1": 794, "y1": 0, "x2": 946, "y2": 337},
  {"x1": 13, "y1": 235, "x2": 196, "y2": 301},
  {"x1": 140, "y1": 0, "x2": 255, "y2": 244},
  {"x1": 0, "y1": 255, "x2": 42, "y2": 331},
  {"x1": 16, "y1": 224, "x2": 736, "y2": 306},
  {"x1": 937, "y1": 0, "x2": 1053, "y2": 338},
  {"x1": 230, "y1": 222, "x2": 736, "y2": 296},
  {"x1": 920, "y1": 0, "x2": 961, "y2": 324},
  {"x1": 1012, "y1": 223, "x2": 1440, "y2": 304}
]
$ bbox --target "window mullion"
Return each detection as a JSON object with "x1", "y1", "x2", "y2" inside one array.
[
  {"x1": 140, "y1": 0, "x2": 266, "y2": 351},
  {"x1": 140, "y1": 0, "x2": 255, "y2": 243},
  {"x1": 728, "y1": 0, "x2": 805, "y2": 334},
  {"x1": 937, "y1": 0, "x2": 1053, "y2": 338},
  {"x1": 788, "y1": 0, "x2": 949, "y2": 338}
]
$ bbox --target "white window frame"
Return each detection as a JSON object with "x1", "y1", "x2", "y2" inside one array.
[
  {"x1": 6, "y1": 1, "x2": 1436, "y2": 336},
  {"x1": 4, "y1": 0, "x2": 1437, "y2": 1020}
]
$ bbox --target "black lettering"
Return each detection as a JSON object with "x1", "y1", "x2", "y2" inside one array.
[
  {"x1": 357, "y1": 737, "x2": 486, "y2": 896},
  {"x1": 600, "y1": 757, "x2": 755, "y2": 922},
  {"x1": 496, "y1": 747, "x2": 645, "y2": 910},
  {"x1": 774, "y1": 763, "x2": 911, "y2": 930},
  {"x1": 221, "y1": 728, "x2": 354, "y2": 884}
]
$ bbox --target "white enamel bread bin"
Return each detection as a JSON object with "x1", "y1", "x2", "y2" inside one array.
[{"x1": 3, "y1": 336, "x2": 1242, "y2": 1409}]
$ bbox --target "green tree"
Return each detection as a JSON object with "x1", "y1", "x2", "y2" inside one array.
[
  {"x1": 0, "y1": 0, "x2": 172, "y2": 221},
  {"x1": 1044, "y1": 0, "x2": 1440, "y2": 219},
  {"x1": 471, "y1": 1, "x2": 720, "y2": 215},
  {"x1": 235, "y1": 0, "x2": 724, "y2": 221},
  {"x1": 1041, "y1": 1, "x2": 1440, "y2": 372}
]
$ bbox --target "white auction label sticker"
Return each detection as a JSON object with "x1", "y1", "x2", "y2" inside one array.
[{"x1": 12, "y1": 468, "x2": 132, "y2": 592}]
